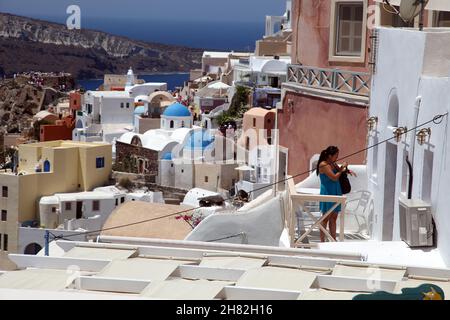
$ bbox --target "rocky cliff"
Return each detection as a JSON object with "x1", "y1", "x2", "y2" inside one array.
[{"x1": 0, "y1": 13, "x2": 203, "y2": 79}]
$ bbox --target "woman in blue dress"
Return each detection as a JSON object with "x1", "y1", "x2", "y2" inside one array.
[{"x1": 316, "y1": 146, "x2": 354, "y2": 242}]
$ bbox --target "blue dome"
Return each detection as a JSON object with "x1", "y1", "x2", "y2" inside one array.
[
  {"x1": 134, "y1": 106, "x2": 146, "y2": 114},
  {"x1": 163, "y1": 102, "x2": 191, "y2": 117},
  {"x1": 162, "y1": 152, "x2": 172, "y2": 160},
  {"x1": 185, "y1": 130, "x2": 214, "y2": 150}
]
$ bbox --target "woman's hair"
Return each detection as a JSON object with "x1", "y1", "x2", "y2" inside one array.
[{"x1": 316, "y1": 146, "x2": 339, "y2": 175}]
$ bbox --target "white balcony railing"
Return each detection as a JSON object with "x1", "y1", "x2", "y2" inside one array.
[{"x1": 287, "y1": 65, "x2": 371, "y2": 97}]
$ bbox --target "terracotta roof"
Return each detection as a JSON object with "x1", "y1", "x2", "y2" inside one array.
[{"x1": 101, "y1": 201, "x2": 193, "y2": 240}]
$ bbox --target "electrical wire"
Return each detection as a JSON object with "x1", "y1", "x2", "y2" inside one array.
[{"x1": 52, "y1": 112, "x2": 448, "y2": 240}]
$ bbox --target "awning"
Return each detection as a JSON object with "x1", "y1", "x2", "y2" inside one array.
[
  {"x1": 199, "y1": 256, "x2": 267, "y2": 270},
  {"x1": 64, "y1": 247, "x2": 137, "y2": 260},
  {"x1": 98, "y1": 258, "x2": 193, "y2": 281},
  {"x1": 0, "y1": 269, "x2": 72, "y2": 291},
  {"x1": 331, "y1": 264, "x2": 406, "y2": 281},
  {"x1": 236, "y1": 267, "x2": 321, "y2": 291},
  {"x1": 141, "y1": 279, "x2": 230, "y2": 299},
  {"x1": 298, "y1": 289, "x2": 365, "y2": 300}
]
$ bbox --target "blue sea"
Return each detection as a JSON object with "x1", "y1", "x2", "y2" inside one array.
[{"x1": 77, "y1": 73, "x2": 190, "y2": 91}]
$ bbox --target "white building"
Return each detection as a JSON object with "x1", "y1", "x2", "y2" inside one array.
[
  {"x1": 365, "y1": 27, "x2": 450, "y2": 265},
  {"x1": 73, "y1": 68, "x2": 167, "y2": 152},
  {"x1": 233, "y1": 55, "x2": 291, "y2": 88}
]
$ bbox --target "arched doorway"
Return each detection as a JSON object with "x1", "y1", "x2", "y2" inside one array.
[
  {"x1": 383, "y1": 91, "x2": 399, "y2": 241},
  {"x1": 24, "y1": 243, "x2": 42, "y2": 255},
  {"x1": 43, "y1": 159, "x2": 51, "y2": 172}
]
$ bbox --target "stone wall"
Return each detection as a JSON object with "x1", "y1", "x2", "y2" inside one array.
[{"x1": 115, "y1": 140, "x2": 159, "y2": 176}]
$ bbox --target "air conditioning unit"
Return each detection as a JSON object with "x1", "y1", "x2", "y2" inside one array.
[{"x1": 399, "y1": 198, "x2": 433, "y2": 247}]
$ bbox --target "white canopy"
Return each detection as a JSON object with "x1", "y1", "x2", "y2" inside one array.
[{"x1": 207, "y1": 81, "x2": 231, "y2": 90}]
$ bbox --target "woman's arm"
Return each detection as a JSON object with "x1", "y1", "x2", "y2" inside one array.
[{"x1": 320, "y1": 162, "x2": 342, "y2": 181}]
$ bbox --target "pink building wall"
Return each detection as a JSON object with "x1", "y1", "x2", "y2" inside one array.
[
  {"x1": 291, "y1": 0, "x2": 374, "y2": 71},
  {"x1": 280, "y1": 92, "x2": 367, "y2": 183}
]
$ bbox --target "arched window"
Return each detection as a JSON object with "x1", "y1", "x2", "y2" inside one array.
[
  {"x1": 181, "y1": 121, "x2": 185, "y2": 128},
  {"x1": 170, "y1": 120, "x2": 174, "y2": 128},
  {"x1": 43, "y1": 159, "x2": 51, "y2": 172}
]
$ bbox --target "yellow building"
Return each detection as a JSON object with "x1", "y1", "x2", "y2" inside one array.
[{"x1": 0, "y1": 141, "x2": 112, "y2": 269}]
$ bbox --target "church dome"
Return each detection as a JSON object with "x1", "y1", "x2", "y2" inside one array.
[{"x1": 162, "y1": 102, "x2": 191, "y2": 117}]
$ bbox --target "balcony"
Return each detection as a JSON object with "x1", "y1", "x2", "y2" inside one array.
[{"x1": 286, "y1": 65, "x2": 371, "y2": 98}]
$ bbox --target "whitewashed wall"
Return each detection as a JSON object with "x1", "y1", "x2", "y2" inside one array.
[{"x1": 369, "y1": 27, "x2": 450, "y2": 265}]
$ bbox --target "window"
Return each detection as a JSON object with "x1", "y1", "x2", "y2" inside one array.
[
  {"x1": 257, "y1": 149, "x2": 262, "y2": 158},
  {"x1": 65, "y1": 202, "x2": 72, "y2": 211},
  {"x1": 3, "y1": 234, "x2": 8, "y2": 251},
  {"x1": 253, "y1": 118, "x2": 256, "y2": 127},
  {"x1": 121, "y1": 197, "x2": 125, "y2": 204},
  {"x1": 121, "y1": 103, "x2": 124, "y2": 108},
  {"x1": 205, "y1": 176, "x2": 209, "y2": 183},
  {"x1": 335, "y1": 3, "x2": 364, "y2": 56},
  {"x1": 51, "y1": 207, "x2": 56, "y2": 213},
  {"x1": 434, "y1": 11, "x2": 450, "y2": 27},
  {"x1": 93, "y1": 200, "x2": 100, "y2": 211},
  {"x1": 126, "y1": 103, "x2": 130, "y2": 108},
  {"x1": 181, "y1": 121, "x2": 185, "y2": 128},
  {"x1": 170, "y1": 120, "x2": 174, "y2": 128},
  {"x1": 96, "y1": 157, "x2": 105, "y2": 169},
  {"x1": 1, "y1": 210, "x2": 6, "y2": 222},
  {"x1": 115, "y1": 198, "x2": 118, "y2": 206},
  {"x1": 2, "y1": 186, "x2": 7, "y2": 198}
]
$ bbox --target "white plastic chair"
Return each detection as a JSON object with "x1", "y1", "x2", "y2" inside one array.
[{"x1": 344, "y1": 190, "x2": 372, "y2": 235}]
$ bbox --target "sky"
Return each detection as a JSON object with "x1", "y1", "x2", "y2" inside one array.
[{"x1": 0, "y1": 0, "x2": 287, "y2": 23}]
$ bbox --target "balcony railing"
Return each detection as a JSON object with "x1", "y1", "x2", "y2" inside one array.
[{"x1": 287, "y1": 65, "x2": 371, "y2": 97}]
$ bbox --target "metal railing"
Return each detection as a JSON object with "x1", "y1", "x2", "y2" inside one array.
[{"x1": 287, "y1": 65, "x2": 371, "y2": 97}]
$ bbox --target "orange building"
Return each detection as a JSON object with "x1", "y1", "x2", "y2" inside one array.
[
  {"x1": 239, "y1": 107, "x2": 276, "y2": 152},
  {"x1": 40, "y1": 116, "x2": 75, "y2": 142}
]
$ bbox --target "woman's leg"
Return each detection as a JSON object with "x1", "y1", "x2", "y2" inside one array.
[
  {"x1": 328, "y1": 212, "x2": 339, "y2": 240},
  {"x1": 320, "y1": 213, "x2": 331, "y2": 242}
]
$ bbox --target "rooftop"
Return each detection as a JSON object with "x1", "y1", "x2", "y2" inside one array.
[{"x1": 1, "y1": 238, "x2": 449, "y2": 300}]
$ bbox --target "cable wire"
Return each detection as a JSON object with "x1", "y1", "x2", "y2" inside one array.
[{"x1": 55, "y1": 112, "x2": 448, "y2": 240}]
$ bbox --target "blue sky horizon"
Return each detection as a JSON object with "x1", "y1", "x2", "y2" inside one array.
[{"x1": 0, "y1": 0, "x2": 287, "y2": 50}]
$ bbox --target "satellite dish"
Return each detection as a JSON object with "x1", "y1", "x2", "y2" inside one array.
[{"x1": 399, "y1": 0, "x2": 429, "y2": 23}]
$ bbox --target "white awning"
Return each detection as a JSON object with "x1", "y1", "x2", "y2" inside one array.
[
  {"x1": 64, "y1": 247, "x2": 137, "y2": 260},
  {"x1": 98, "y1": 258, "x2": 193, "y2": 281},
  {"x1": 236, "y1": 267, "x2": 321, "y2": 291},
  {"x1": 0, "y1": 269, "x2": 71, "y2": 291},
  {"x1": 298, "y1": 289, "x2": 364, "y2": 300},
  {"x1": 331, "y1": 264, "x2": 406, "y2": 281},
  {"x1": 141, "y1": 279, "x2": 230, "y2": 299},
  {"x1": 199, "y1": 257, "x2": 267, "y2": 270}
]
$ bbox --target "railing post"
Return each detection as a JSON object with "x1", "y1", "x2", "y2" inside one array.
[
  {"x1": 332, "y1": 69, "x2": 337, "y2": 92},
  {"x1": 339, "y1": 199, "x2": 346, "y2": 242},
  {"x1": 44, "y1": 230, "x2": 50, "y2": 256}
]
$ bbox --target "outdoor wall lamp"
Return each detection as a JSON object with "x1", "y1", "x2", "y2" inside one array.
[
  {"x1": 367, "y1": 116, "x2": 378, "y2": 131},
  {"x1": 416, "y1": 128, "x2": 431, "y2": 145},
  {"x1": 393, "y1": 126, "x2": 408, "y2": 142}
]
